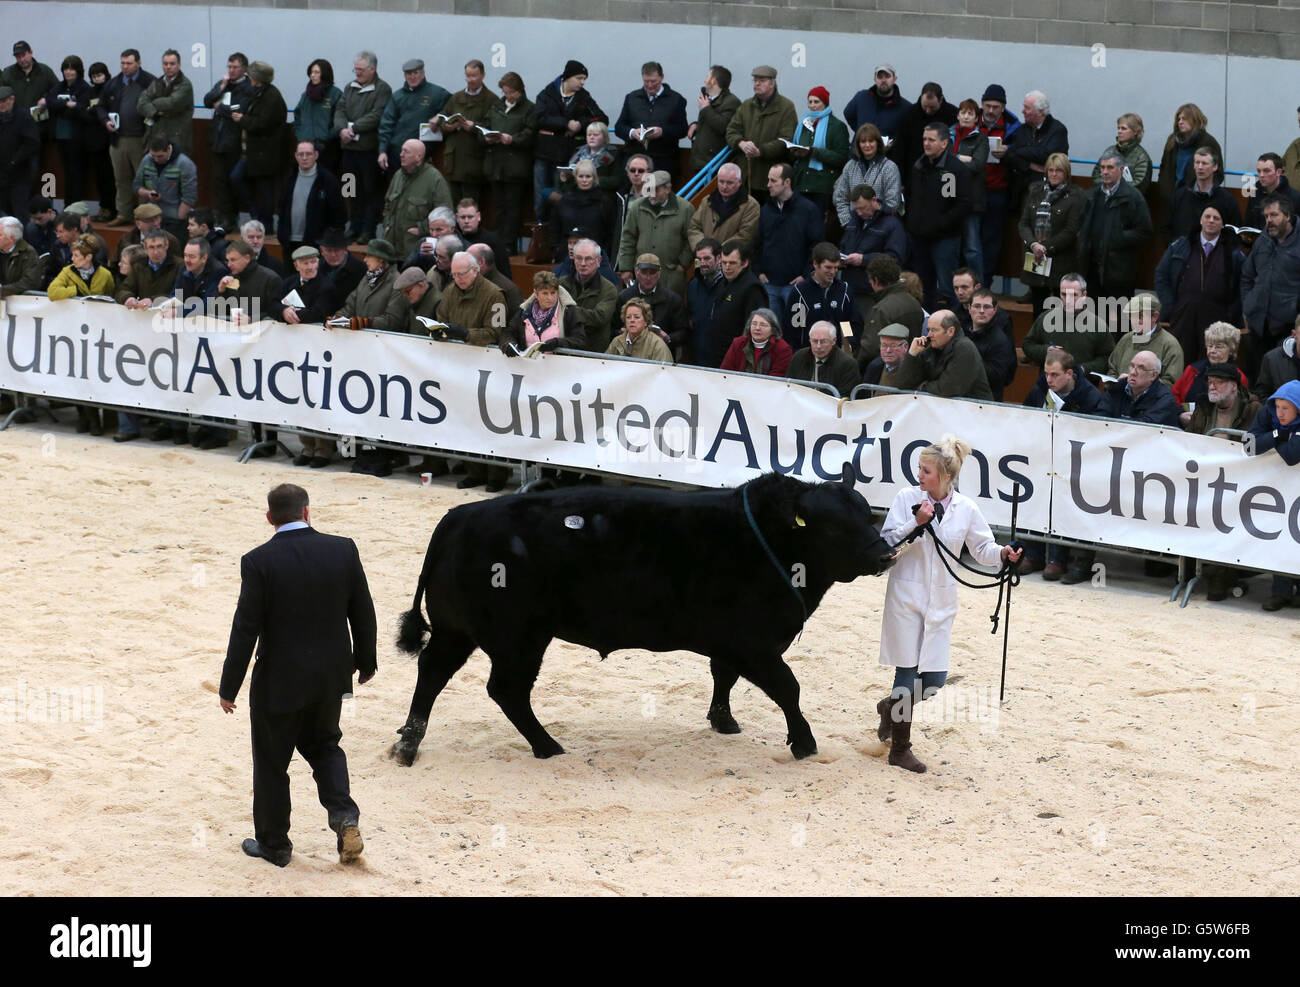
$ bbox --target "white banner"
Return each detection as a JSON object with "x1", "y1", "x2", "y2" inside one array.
[{"x1": 2, "y1": 297, "x2": 1296, "y2": 576}]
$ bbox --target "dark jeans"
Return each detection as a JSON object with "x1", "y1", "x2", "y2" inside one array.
[
  {"x1": 56, "y1": 137, "x2": 87, "y2": 204},
  {"x1": 340, "y1": 148, "x2": 382, "y2": 234},
  {"x1": 87, "y1": 146, "x2": 116, "y2": 214},
  {"x1": 210, "y1": 148, "x2": 242, "y2": 227},
  {"x1": 912, "y1": 234, "x2": 961, "y2": 310},
  {"x1": 251, "y1": 697, "x2": 358, "y2": 857},
  {"x1": 981, "y1": 188, "x2": 1008, "y2": 283},
  {"x1": 891, "y1": 665, "x2": 948, "y2": 704},
  {"x1": 231, "y1": 160, "x2": 277, "y2": 226},
  {"x1": 492, "y1": 180, "x2": 528, "y2": 247}
]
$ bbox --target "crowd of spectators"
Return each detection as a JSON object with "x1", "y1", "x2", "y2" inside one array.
[{"x1": 2, "y1": 40, "x2": 1298, "y2": 608}]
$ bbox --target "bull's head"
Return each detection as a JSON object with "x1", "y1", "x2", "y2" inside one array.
[{"x1": 786, "y1": 465, "x2": 896, "y2": 582}]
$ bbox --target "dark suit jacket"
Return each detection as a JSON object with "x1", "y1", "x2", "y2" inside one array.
[{"x1": 221, "y1": 527, "x2": 377, "y2": 714}]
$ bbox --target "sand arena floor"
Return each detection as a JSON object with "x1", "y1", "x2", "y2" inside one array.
[{"x1": 2, "y1": 422, "x2": 1296, "y2": 896}]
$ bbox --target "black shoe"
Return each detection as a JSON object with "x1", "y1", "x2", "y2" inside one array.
[
  {"x1": 113, "y1": 432, "x2": 140, "y2": 443},
  {"x1": 1262, "y1": 594, "x2": 1292, "y2": 612},
  {"x1": 456, "y1": 475, "x2": 484, "y2": 489},
  {"x1": 249, "y1": 445, "x2": 276, "y2": 459},
  {"x1": 89, "y1": 423, "x2": 104, "y2": 437},
  {"x1": 149, "y1": 427, "x2": 173, "y2": 441},
  {"x1": 309, "y1": 456, "x2": 331, "y2": 469},
  {"x1": 1059, "y1": 567, "x2": 1091, "y2": 585},
  {"x1": 371, "y1": 461, "x2": 393, "y2": 477},
  {"x1": 173, "y1": 431, "x2": 190, "y2": 444},
  {"x1": 293, "y1": 453, "x2": 312, "y2": 466},
  {"x1": 9, "y1": 408, "x2": 37, "y2": 424},
  {"x1": 484, "y1": 480, "x2": 506, "y2": 493},
  {"x1": 241, "y1": 838, "x2": 290, "y2": 867},
  {"x1": 199, "y1": 436, "x2": 230, "y2": 450}
]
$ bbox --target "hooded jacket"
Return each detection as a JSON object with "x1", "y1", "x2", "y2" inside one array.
[{"x1": 1247, "y1": 379, "x2": 1300, "y2": 465}]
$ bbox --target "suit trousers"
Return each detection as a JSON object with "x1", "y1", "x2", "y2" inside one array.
[
  {"x1": 250, "y1": 696, "x2": 358, "y2": 856},
  {"x1": 109, "y1": 136, "x2": 146, "y2": 222}
]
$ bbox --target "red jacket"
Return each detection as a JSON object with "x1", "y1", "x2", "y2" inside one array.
[{"x1": 721, "y1": 336, "x2": 793, "y2": 376}]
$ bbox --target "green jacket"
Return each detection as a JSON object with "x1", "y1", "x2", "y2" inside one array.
[
  {"x1": 1022, "y1": 305, "x2": 1115, "y2": 375},
  {"x1": 339, "y1": 264, "x2": 410, "y2": 332},
  {"x1": 293, "y1": 85, "x2": 343, "y2": 144},
  {"x1": 405, "y1": 280, "x2": 444, "y2": 335},
  {"x1": 1091, "y1": 138, "x2": 1153, "y2": 196},
  {"x1": 1108, "y1": 328, "x2": 1184, "y2": 389},
  {"x1": 857, "y1": 281, "x2": 925, "y2": 366},
  {"x1": 691, "y1": 90, "x2": 741, "y2": 171},
  {"x1": 138, "y1": 72, "x2": 194, "y2": 155},
  {"x1": 885, "y1": 331, "x2": 993, "y2": 400},
  {"x1": 560, "y1": 272, "x2": 619, "y2": 352},
  {"x1": 115, "y1": 255, "x2": 181, "y2": 305},
  {"x1": 616, "y1": 194, "x2": 696, "y2": 296},
  {"x1": 791, "y1": 113, "x2": 850, "y2": 197},
  {"x1": 482, "y1": 98, "x2": 536, "y2": 183},
  {"x1": 725, "y1": 89, "x2": 798, "y2": 193},
  {"x1": 440, "y1": 88, "x2": 500, "y2": 181},
  {"x1": 333, "y1": 77, "x2": 393, "y2": 152},
  {"x1": 382, "y1": 162, "x2": 453, "y2": 256},
  {"x1": 379, "y1": 80, "x2": 450, "y2": 158},
  {"x1": 437, "y1": 274, "x2": 508, "y2": 347}
]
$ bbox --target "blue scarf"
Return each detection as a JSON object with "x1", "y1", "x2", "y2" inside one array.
[{"x1": 795, "y1": 107, "x2": 831, "y2": 171}]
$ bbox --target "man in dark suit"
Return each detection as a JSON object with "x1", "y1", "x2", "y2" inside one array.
[{"x1": 220, "y1": 484, "x2": 377, "y2": 868}]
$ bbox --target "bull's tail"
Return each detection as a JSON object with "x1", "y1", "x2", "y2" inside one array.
[{"x1": 395, "y1": 534, "x2": 437, "y2": 654}]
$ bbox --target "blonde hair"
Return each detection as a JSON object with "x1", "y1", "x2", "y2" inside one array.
[
  {"x1": 1203, "y1": 321, "x2": 1239, "y2": 356},
  {"x1": 919, "y1": 434, "x2": 972, "y2": 486},
  {"x1": 1045, "y1": 152, "x2": 1071, "y2": 178},
  {"x1": 1117, "y1": 112, "x2": 1144, "y2": 140}
]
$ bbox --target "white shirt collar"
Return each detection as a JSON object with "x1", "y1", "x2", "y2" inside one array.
[{"x1": 276, "y1": 521, "x2": 309, "y2": 533}]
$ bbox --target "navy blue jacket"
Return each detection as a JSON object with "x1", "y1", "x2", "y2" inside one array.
[
  {"x1": 842, "y1": 86, "x2": 911, "y2": 140},
  {"x1": 785, "y1": 276, "x2": 862, "y2": 352},
  {"x1": 614, "y1": 84, "x2": 689, "y2": 173},
  {"x1": 1022, "y1": 366, "x2": 1104, "y2": 414},
  {"x1": 755, "y1": 191, "x2": 824, "y2": 285},
  {"x1": 687, "y1": 269, "x2": 726, "y2": 366},
  {"x1": 839, "y1": 211, "x2": 907, "y2": 291},
  {"x1": 1101, "y1": 378, "x2": 1181, "y2": 427}
]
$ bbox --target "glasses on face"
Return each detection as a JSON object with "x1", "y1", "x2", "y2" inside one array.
[{"x1": 628, "y1": 168, "x2": 647, "y2": 174}]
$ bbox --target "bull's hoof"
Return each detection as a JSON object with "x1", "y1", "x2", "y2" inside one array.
[
  {"x1": 707, "y1": 705, "x2": 742, "y2": 735},
  {"x1": 789, "y1": 736, "x2": 818, "y2": 760},
  {"x1": 388, "y1": 740, "x2": 418, "y2": 766},
  {"x1": 531, "y1": 739, "x2": 565, "y2": 759}
]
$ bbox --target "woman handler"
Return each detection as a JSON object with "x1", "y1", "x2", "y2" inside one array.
[{"x1": 875, "y1": 436, "x2": 1022, "y2": 773}]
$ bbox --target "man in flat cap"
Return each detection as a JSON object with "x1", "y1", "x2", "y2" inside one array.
[
  {"x1": 725, "y1": 65, "x2": 797, "y2": 204},
  {"x1": 111, "y1": 201, "x2": 182, "y2": 269},
  {"x1": 379, "y1": 58, "x2": 449, "y2": 175},
  {"x1": 2, "y1": 42, "x2": 57, "y2": 142}
]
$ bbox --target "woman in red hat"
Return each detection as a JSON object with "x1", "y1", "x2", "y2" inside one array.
[{"x1": 789, "y1": 85, "x2": 849, "y2": 217}]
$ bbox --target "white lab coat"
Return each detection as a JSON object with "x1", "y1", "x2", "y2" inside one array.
[{"x1": 879, "y1": 486, "x2": 1004, "y2": 673}]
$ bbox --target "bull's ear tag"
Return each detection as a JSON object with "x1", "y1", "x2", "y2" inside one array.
[
  {"x1": 795, "y1": 515, "x2": 806, "y2": 527},
  {"x1": 564, "y1": 515, "x2": 585, "y2": 530}
]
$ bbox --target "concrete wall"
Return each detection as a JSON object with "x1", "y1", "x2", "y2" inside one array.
[{"x1": 6, "y1": 1, "x2": 1297, "y2": 176}]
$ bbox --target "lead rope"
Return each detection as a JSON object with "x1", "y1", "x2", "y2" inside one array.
[
  {"x1": 912, "y1": 518, "x2": 1019, "y2": 704},
  {"x1": 742, "y1": 485, "x2": 808, "y2": 635}
]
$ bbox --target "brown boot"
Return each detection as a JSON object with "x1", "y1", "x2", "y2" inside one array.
[
  {"x1": 875, "y1": 695, "x2": 893, "y2": 743},
  {"x1": 887, "y1": 697, "x2": 927, "y2": 773}
]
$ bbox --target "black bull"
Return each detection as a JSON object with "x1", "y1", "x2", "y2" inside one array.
[{"x1": 391, "y1": 466, "x2": 895, "y2": 763}]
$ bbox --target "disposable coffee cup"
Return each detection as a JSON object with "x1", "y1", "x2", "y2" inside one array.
[{"x1": 420, "y1": 472, "x2": 433, "y2": 487}]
